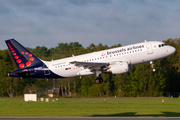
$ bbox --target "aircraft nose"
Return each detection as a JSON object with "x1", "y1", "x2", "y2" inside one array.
[{"x1": 169, "y1": 46, "x2": 176, "y2": 55}]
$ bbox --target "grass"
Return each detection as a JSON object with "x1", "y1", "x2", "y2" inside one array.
[{"x1": 0, "y1": 97, "x2": 180, "y2": 117}]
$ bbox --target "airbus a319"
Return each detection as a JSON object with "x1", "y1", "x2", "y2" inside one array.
[{"x1": 5, "y1": 39, "x2": 176, "y2": 84}]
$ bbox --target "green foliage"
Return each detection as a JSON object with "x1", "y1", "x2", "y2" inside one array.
[{"x1": 0, "y1": 38, "x2": 180, "y2": 97}]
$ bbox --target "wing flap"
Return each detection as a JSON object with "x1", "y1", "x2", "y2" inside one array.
[{"x1": 70, "y1": 61, "x2": 109, "y2": 70}]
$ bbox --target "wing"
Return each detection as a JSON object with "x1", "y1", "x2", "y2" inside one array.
[{"x1": 70, "y1": 61, "x2": 109, "y2": 71}]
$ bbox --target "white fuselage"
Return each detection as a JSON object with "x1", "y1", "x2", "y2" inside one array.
[{"x1": 43, "y1": 41, "x2": 175, "y2": 78}]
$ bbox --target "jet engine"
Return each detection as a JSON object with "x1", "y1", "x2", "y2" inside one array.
[{"x1": 107, "y1": 62, "x2": 131, "y2": 74}]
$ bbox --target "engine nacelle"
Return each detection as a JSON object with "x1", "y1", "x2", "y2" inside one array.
[
  {"x1": 77, "y1": 69, "x2": 95, "y2": 76},
  {"x1": 107, "y1": 62, "x2": 130, "y2": 74}
]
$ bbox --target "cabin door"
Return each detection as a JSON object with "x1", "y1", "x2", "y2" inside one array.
[{"x1": 146, "y1": 43, "x2": 153, "y2": 54}]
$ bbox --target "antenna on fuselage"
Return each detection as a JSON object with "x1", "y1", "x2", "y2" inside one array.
[{"x1": 144, "y1": 40, "x2": 147, "y2": 42}]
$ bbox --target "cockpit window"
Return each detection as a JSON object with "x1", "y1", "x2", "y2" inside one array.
[{"x1": 159, "y1": 44, "x2": 167, "y2": 48}]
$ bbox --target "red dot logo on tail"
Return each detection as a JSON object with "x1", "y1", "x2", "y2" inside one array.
[
  {"x1": 19, "y1": 63, "x2": 25, "y2": 68},
  {"x1": 28, "y1": 54, "x2": 32, "y2": 57},
  {"x1": 16, "y1": 59, "x2": 22, "y2": 63},
  {"x1": 19, "y1": 51, "x2": 35, "y2": 67},
  {"x1": 26, "y1": 62, "x2": 31, "y2": 66},
  {"x1": 14, "y1": 56, "x2": 19, "y2": 59},
  {"x1": 30, "y1": 57, "x2": 34, "y2": 61}
]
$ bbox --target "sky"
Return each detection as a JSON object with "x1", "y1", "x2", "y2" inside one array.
[{"x1": 0, "y1": 0, "x2": 180, "y2": 50}]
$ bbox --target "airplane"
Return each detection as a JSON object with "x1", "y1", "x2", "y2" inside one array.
[{"x1": 5, "y1": 39, "x2": 176, "y2": 84}]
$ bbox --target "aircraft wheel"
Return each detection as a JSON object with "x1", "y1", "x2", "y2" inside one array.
[{"x1": 95, "y1": 77, "x2": 103, "y2": 84}]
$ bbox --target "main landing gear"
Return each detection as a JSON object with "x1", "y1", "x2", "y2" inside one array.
[
  {"x1": 150, "y1": 61, "x2": 155, "y2": 72},
  {"x1": 95, "y1": 76, "x2": 103, "y2": 84},
  {"x1": 95, "y1": 71, "x2": 103, "y2": 84}
]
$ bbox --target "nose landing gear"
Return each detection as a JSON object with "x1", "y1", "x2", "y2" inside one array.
[{"x1": 150, "y1": 61, "x2": 155, "y2": 72}]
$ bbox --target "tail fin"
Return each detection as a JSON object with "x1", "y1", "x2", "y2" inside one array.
[{"x1": 5, "y1": 39, "x2": 44, "y2": 69}]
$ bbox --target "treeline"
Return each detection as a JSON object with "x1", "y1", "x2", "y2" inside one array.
[{"x1": 0, "y1": 38, "x2": 180, "y2": 97}]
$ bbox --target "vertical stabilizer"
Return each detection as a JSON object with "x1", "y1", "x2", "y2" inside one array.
[{"x1": 5, "y1": 39, "x2": 44, "y2": 69}]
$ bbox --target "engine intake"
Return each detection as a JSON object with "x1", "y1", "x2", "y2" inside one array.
[{"x1": 107, "y1": 62, "x2": 130, "y2": 74}]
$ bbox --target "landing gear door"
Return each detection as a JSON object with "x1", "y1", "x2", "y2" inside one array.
[
  {"x1": 44, "y1": 64, "x2": 50, "y2": 75},
  {"x1": 146, "y1": 43, "x2": 153, "y2": 54}
]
